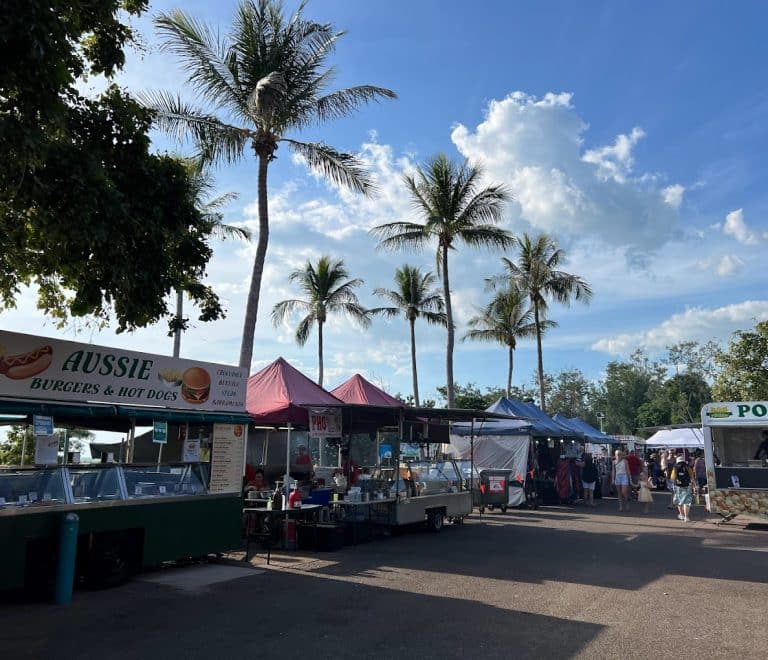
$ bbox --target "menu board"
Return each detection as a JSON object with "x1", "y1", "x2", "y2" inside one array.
[
  {"x1": 34, "y1": 435, "x2": 59, "y2": 465},
  {"x1": 209, "y1": 423, "x2": 247, "y2": 494}
]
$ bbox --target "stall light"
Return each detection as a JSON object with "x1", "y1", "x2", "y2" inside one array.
[{"x1": 560, "y1": 439, "x2": 564, "y2": 443}]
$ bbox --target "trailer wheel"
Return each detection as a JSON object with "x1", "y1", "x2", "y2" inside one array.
[
  {"x1": 426, "y1": 509, "x2": 444, "y2": 533},
  {"x1": 85, "y1": 532, "x2": 139, "y2": 589}
]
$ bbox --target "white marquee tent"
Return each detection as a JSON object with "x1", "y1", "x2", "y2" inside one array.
[{"x1": 640, "y1": 427, "x2": 704, "y2": 449}]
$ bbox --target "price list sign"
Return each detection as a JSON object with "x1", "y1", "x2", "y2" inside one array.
[{"x1": 209, "y1": 423, "x2": 247, "y2": 494}]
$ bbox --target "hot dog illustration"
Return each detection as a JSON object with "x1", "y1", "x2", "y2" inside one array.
[{"x1": 0, "y1": 345, "x2": 53, "y2": 379}]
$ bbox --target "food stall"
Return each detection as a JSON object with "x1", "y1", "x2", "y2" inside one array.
[
  {"x1": 243, "y1": 366, "x2": 513, "y2": 545},
  {"x1": 0, "y1": 330, "x2": 249, "y2": 593},
  {"x1": 702, "y1": 401, "x2": 768, "y2": 522}
]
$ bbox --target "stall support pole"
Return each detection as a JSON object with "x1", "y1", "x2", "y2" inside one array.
[
  {"x1": 284, "y1": 423, "x2": 292, "y2": 510},
  {"x1": 128, "y1": 419, "x2": 136, "y2": 463},
  {"x1": 61, "y1": 429, "x2": 69, "y2": 464},
  {"x1": 21, "y1": 427, "x2": 27, "y2": 466},
  {"x1": 157, "y1": 442, "x2": 163, "y2": 469},
  {"x1": 470, "y1": 418, "x2": 475, "y2": 494},
  {"x1": 54, "y1": 512, "x2": 79, "y2": 605}
]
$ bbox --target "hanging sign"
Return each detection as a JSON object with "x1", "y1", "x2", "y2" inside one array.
[
  {"x1": 308, "y1": 408, "x2": 342, "y2": 439},
  {"x1": 0, "y1": 330, "x2": 247, "y2": 413},
  {"x1": 703, "y1": 401, "x2": 768, "y2": 426},
  {"x1": 152, "y1": 421, "x2": 168, "y2": 444},
  {"x1": 33, "y1": 415, "x2": 54, "y2": 436},
  {"x1": 183, "y1": 438, "x2": 201, "y2": 463},
  {"x1": 34, "y1": 435, "x2": 59, "y2": 465},
  {"x1": 209, "y1": 423, "x2": 247, "y2": 494}
]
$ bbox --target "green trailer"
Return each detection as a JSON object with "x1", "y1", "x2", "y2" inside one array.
[{"x1": 0, "y1": 463, "x2": 243, "y2": 592}]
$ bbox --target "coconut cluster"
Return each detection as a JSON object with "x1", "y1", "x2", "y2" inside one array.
[{"x1": 711, "y1": 489, "x2": 768, "y2": 517}]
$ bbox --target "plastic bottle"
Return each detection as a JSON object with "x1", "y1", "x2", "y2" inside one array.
[
  {"x1": 288, "y1": 483, "x2": 302, "y2": 509},
  {"x1": 271, "y1": 486, "x2": 283, "y2": 512}
]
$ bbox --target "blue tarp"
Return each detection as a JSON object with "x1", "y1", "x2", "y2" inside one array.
[
  {"x1": 452, "y1": 397, "x2": 570, "y2": 437},
  {"x1": 553, "y1": 413, "x2": 620, "y2": 444}
]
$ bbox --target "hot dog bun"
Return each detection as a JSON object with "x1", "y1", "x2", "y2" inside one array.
[{"x1": 1, "y1": 345, "x2": 53, "y2": 380}]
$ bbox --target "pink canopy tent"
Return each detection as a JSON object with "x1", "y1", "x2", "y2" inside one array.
[
  {"x1": 330, "y1": 373, "x2": 402, "y2": 407},
  {"x1": 246, "y1": 357, "x2": 343, "y2": 425}
]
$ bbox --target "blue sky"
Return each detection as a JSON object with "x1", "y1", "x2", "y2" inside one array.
[{"x1": 4, "y1": 0, "x2": 768, "y2": 405}]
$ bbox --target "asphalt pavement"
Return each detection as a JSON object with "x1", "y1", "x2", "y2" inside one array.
[{"x1": 3, "y1": 491, "x2": 768, "y2": 659}]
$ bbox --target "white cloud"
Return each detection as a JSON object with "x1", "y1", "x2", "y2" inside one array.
[
  {"x1": 723, "y1": 208, "x2": 761, "y2": 245},
  {"x1": 591, "y1": 300, "x2": 768, "y2": 355},
  {"x1": 582, "y1": 126, "x2": 646, "y2": 183},
  {"x1": 450, "y1": 92, "x2": 682, "y2": 257},
  {"x1": 662, "y1": 184, "x2": 685, "y2": 209}
]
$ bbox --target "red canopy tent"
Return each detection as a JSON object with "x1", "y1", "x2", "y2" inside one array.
[
  {"x1": 330, "y1": 374, "x2": 402, "y2": 407},
  {"x1": 246, "y1": 357, "x2": 343, "y2": 425}
]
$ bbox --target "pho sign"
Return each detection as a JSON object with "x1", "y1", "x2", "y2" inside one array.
[
  {"x1": 702, "y1": 401, "x2": 768, "y2": 426},
  {"x1": 308, "y1": 408, "x2": 342, "y2": 439}
]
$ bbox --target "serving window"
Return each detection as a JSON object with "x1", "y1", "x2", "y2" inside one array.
[{"x1": 712, "y1": 426, "x2": 768, "y2": 490}]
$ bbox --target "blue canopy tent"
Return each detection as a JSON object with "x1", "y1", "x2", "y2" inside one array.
[{"x1": 552, "y1": 413, "x2": 621, "y2": 445}]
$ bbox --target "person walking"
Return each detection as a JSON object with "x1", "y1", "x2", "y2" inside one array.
[
  {"x1": 671, "y1": 455, "x2": 694, "y2": 522},
  {"x1": 637, "y1": 466, "x2": 653, "y2": 513},
  {"x1": 664, "y1": 450, "x2": 676, "y2": 509},
  {"x1": 693, "y1": 452, "x2": 707, "y2": 493},
  {"x1": 611, "y1": 450, "x2": 631, "y2": 512},
  {"x1": 581, "y1": 454, "x2": 599, "y2": 508}
]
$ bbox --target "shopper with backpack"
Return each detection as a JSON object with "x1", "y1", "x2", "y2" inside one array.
[{"x1": 671, "y1": 455, "x2": 694, "y2": 522}]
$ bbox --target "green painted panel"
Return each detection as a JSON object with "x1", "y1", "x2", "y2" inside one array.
[{"x1": 0, "y1": 496, "x2": 241, "y2": 591}]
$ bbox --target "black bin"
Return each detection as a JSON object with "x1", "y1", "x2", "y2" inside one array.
[{"x1": 478, "y1": 469, "x2": 514, "y2": 513}]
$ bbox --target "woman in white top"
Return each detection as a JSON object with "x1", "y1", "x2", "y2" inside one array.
[{"x1": 611, "y1": 449, "x2": 631, "y2": 512}]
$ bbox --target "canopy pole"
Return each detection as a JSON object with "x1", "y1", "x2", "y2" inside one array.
[
  {"x1": 128, "y1": 419, "x2": 136, "y2": 463},
  {"x1": 284, "y1": 423, "x2": 292, "y2": 510},
  {"x1": 470, "y1": 418, "x2": 475, "y2": 494}
]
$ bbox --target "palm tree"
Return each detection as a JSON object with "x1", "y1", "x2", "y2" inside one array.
[
  {"x1": 369, "y1": 265, "x2": 447, "y2": 406},
  {"x1": 371, "y1": 154, "x2": 512, "y2": 408},
  {"x1": 172, "y1": 159, "x2": 250, "y2": 357},
  {"x1": 144, "y1": 1, "x2": 396, "y2": 370},
  {"x1": 271, "y1": 256, "x2": 369, "y2": 387},
  {"x1": 462, "y1": 287, "x2": 549, "y2": 398},
  {"x1": 487, "y1": 233, "x2": 592, "y2": 411}
]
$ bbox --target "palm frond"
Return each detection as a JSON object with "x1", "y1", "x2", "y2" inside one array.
[
  {"x1": 271, "y1": 298, "x2": 310, "y2": 325},
  {"x1": 282, "y1": 139, "x2": 374, "y2": 194},
  {"x1": 367, "y1": 306, "x2": 400, "y2": 319},
  {"x1": 140, "y1": 90, "x2": 250, "y2": 165},
  {"x1": 458, "y1": 225, "x2": 515, "y2": 250},
  {"x1": 421, "y1": 310, "x2": 448, "y2": 326},
  {"x1": 312, "y1": 86, "x2": 397, "y2": 123},
  {"x1": 155, "y1": 10, "x2": 249, "y2": 120},
  {"x1": 295, "y1": 314, "x2": 315, "y2": 345}
]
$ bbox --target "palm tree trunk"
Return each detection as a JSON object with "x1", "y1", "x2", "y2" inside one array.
[
  {"x1": 507, "y1": 345, "x2": 513, "y2": 399},
  {"x1": 534, "y1": 302, "x2": 546, "y2": 411},
  {"x1": 441, "y1": 244, "x2": 455, "y2": 408},
  {"x1": 172, "y1": 288, "x2": 183, "y2": 358},
  {"x1": 318, "y1": 320, "x2": 324, "y2": 388},
  {"x1": 410, "y1": 317, "x2": 419, "y2": 406},
  {"x1": 239, "y1": 154, "x2": 270, "y2": 370}
]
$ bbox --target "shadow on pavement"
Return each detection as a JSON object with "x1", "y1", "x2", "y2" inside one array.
[{"x1": 1, "y1": 568, "x2": 603, "y2": 660}]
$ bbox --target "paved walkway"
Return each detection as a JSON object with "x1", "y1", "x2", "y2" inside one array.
[{"x1": 3, "y1": 492, "x2": 767, "y2": 659}]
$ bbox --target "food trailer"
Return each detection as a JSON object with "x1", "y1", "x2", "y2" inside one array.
[
  {"x1": 702, "y1": 401, "x2": 768, "y2": 522},
  {"x1": 0, "y1": 330, "x2": 249, "y2": 593}
]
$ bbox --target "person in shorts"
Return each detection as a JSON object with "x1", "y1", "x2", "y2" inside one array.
[
  {"x1": 611, "y1": 450, "x2": 631, "y2": 512},
  {"x1": 581, "y1": 454, "x2": 599, "y2": 508},
  {"x1": 671, "y1": 455, "x2": 694, "y2": 522}
]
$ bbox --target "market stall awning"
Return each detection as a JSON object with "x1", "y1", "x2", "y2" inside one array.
[
  {"x1": 246, "y1": 357, "x2": 343, "y2": 426},
  {"x1": 330, "y1": 374, "x2": 402, "y2": 407},
  {"x1": 639, "y1": 427, "x2": 704, "y2": 448},
  {"x1": 455, "y1": 397, "x2": 569, "y2": 437},
  {"x1": 568, "y1": 416, "x2": 621, "y2": 445}
]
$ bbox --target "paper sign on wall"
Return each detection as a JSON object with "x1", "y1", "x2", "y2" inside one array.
[
  {"x1": 308, "y1": 408, "x2": 342, "y2": 439},
  {"x1": 34, "y1": 435, "x2": 59, "y2": 465},
  {"x1": 209, "y1": 423, "x2": 247, "y2": 494}
]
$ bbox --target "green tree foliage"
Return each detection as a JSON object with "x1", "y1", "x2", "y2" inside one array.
[
  {"x1": 0, "y1": 427, "x2": 93, "y2": 466},
  {"x1": 435, "y1": 383, "x2": 520, "y2": 410},
  {"x1": 372, "y1": 154, "x2": 512, "y2": 408},
  {"x1": 271, "y1": 256, "x2": 369, "y2": 387},
  {"x1": 0, "y1": 1, "x2": 224, "y2": 331},
  {"x1": 369, "y1": 266, "x2": 446, "y2": 406},
  {"x1": 636, "y1": 373, "x2": 712, "y2": 429},
  {"x1": 712, "y1": 320, "x2": 768, "y2": 401},
  {"x1": 546, "y1": 368, "x2": 604, "y2": 426},
  {"x1": 603, "y1": 350, "x2": 665, "y2": 434},
  {"x1": 146, "y1": 0, "x2": 396, "y2": 369},
  {"x1": 666, "y1": 340, "x2": 720, "y2": 381}
]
